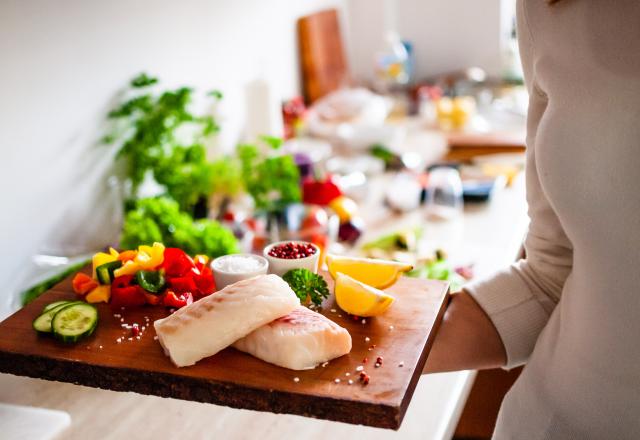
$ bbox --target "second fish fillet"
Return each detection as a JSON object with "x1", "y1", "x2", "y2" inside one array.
[
  {"x1": 233, "y1": 305, "x2": 352, "y2": 370},
  {"x1": 154, "y1": 274, "x2": 299, "y2": 367}
]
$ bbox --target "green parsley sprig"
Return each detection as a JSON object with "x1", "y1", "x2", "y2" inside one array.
[{"x1": 282, "y1": 269, "x2": 330, "y2": 306}]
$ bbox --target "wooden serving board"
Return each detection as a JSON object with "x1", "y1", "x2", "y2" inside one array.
[{"x1": 0, "y1": 269, "x2": 449, "y2": 430}]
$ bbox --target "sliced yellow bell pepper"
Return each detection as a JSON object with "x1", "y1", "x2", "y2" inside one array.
[
  {"x1": 85, "y1": 285, "x2": 111, "y2": 303},
  {"x1": 109, "y1": 247, "x2": 120, "y2": 258},
  {"x1": 136, "y1": 242, "x2": 165, "y2": 270},
  {"x1": 113, "y1": 242, "x2": 165, "y2": 278},
  {"x1": 114, "y1": 260, "x2": 141, "y2": 277}
]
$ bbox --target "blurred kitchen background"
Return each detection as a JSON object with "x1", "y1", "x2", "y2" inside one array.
[
  {"x1": 0, "y1": 0, "x2": 525, "y2": 309},
  {"x1": 0, "y1": 1, "x2": 528, "y2": 437}
]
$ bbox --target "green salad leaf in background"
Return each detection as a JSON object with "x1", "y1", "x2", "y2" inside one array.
[
  {"x1": 120, "y1": 197, "x2": 239, "y2": 258},
  {"x1": 361, "y1": 229, "x2": 467, "y2": 292},
  {"x1": 238, "y1": 140, "x2": 301, "y2": 212},
  {"x1": 407, "y1": 249, "x2": 466, "y2": 292}
]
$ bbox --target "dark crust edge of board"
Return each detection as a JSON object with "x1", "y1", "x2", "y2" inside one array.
[
  {"x1": 0, "y1": 351, "x2": 402, "y2": 430},
  {"x1": 396, "y1": 288, "x2": 451, "y2": 427}
]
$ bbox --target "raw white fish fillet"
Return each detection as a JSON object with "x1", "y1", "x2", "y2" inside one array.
[
  {"x1": 233, "y1": 305, "x2": 352, "y2": 370},
  {"x1": 154, "y1": 274, "x2": 299, "y2": 367}
]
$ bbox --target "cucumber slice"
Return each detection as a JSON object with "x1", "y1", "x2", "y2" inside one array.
[
  {"x1": 96, "y1": 260, "x2": 122, "y2": 284},
  {"x1": 42, "y1": 300, "x2": 72, "y2": 313},
  {"x1": 52, "y1": 303, "x2": 98, "y2": 343},
  {"x1": 33, "y1": 301, "x2": 82, "y2": 333}
]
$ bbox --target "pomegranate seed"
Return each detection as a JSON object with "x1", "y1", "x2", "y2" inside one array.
[{"x1": 268, "y1": 242, "x2": 317, "y2": 259}]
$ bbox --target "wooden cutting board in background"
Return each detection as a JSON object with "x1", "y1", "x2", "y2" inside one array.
[
  {"x1": 298, "y1": 9, "x2": 350, "y2": 103},
  {"x1": 0, "y1": 270, "x2": 448, "y2": 430},
  {"x1": 444, "y1": 131, "x2": 526, "y2": 162}
]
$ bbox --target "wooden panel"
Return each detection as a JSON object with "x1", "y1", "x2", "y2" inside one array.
[
  {"x1": 444, "y1": 131, "x2": 526, "y2": 162},
  {"x1": 447, "y1": 132, "x2": 526, "y2": 150},
  {"x1": 298, "y1": 9, "x2": 349, "y2": 103},
  {"x1": 0, "y1": 270, "x2": 449, "y2": 430}
]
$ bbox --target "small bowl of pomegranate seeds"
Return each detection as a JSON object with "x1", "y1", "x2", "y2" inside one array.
[{"x1": 263, "y1": 241, "x2": 320, "y2": 277}]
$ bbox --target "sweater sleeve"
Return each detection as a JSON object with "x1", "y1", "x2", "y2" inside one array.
[{"x1": 465, "y1": 0, "x2": 573, "y2": 369}]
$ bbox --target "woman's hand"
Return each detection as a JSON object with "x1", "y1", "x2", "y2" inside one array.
[{"x1": 423, "y1": 290, "x2": 507, "y2": 373}]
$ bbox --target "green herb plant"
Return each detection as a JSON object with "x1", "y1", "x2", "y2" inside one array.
[
  {"x1": 105, "y1": 73, "x2": 222, "y2": 215},
  {"x1": 102, "y1": 73, "x2": 242, "y2": 258},
  {"x1": 282, "y1": 268, "x2": 330, "y2": 306},
  {"x1": 237, "y1": 137, "x2": 301, "y2": 212}
]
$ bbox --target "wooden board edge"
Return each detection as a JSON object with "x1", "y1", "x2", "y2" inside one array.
[
  {"x1": 0, "y1": 351, "x2": 402, "y2": 430},
  {"x1": 395, "y1": 284, "x2": 451, "y2": 426}
]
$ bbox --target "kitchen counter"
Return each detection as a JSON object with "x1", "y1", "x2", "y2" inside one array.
[{"x1": 0, "y1": 172, "x2": 527, "y2": 439}]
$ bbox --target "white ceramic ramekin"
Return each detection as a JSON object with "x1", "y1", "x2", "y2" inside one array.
[
  {"x1": 211, "y1": 254, "x2": 269, "y2": 290},
  {"x1": 262, "y1": 241, "x2": 320, "y2": 277}
]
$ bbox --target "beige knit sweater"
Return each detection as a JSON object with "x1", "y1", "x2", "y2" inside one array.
[{"x1": 466, "y1": 0, "x2": 640, "y2": 438}]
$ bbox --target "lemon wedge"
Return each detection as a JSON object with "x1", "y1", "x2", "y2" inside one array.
[
  {"x1": 334, "y1": 273, "x2": 395, "y2": 317},
  {"x1": 326, "y1": 255, "x2": 413, "y2": 289}
]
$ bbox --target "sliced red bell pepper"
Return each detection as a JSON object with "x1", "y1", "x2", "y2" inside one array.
[
  {"x1": 191, "y1": 256, "x2": 216, "y2": 297},
  {"x1": 167, "y1": 275, "x2": 198, "y2": 294},
  {"x1": 72, "y1": 272, "x2": 99, "y2": 296},
  {"x1": 193, "y1": 266, "x2": 216, "y2": 298},
  {"x1": 111, "y1": 275, "x2": 147, "y2": 307},
  {"x1": 193, "y1": 255, "x2": 208, "y2": 272},
  {"x1": 162, "y1": 248, "x2": 195, "y2": 278},
  {"x1": 163, "y1": 290, "x2": 193, "y2": 308}
]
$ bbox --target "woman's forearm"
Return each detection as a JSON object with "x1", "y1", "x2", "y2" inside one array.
[{"x1": 423, "y1": 290, "x2": 507, "y2": 373}]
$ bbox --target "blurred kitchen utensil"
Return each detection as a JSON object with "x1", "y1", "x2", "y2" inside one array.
[
  {"x1": 425, "y1": 167, "x2": 464, "y2": 220},
  {"x1": 306, "y1": 88, "x2": 405, "y2": 151},
  {"x1": 385, "y1": 171, "x2": 423, "y2": 212},
  {"x1": 283, "y1": 137, "x2": 332, "y2": 163}
]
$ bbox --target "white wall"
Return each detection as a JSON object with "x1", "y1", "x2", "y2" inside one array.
[
  {"x1": 347, "y1": 0, "x2": 504, "y2": 82},
  {"x1": 0, "y1": 0, "x2": 346, "y2": 309}
]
